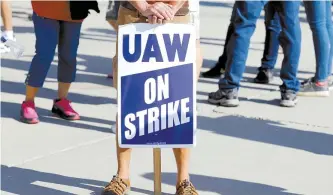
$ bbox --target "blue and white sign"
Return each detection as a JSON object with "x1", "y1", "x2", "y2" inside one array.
[{"x1": 117, "y1": 23, "x2": 196, "y2": 148}]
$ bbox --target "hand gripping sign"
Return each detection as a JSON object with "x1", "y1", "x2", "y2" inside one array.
[{"x1": 117, "y1": 23, "x2": 197, "y2": 148}]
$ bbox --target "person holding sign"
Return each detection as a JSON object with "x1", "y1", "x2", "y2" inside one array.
[{"x1": 101, "y1": 1, "x2": 199, "y2": 195}]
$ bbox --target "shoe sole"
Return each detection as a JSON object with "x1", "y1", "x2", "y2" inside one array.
[
  {"x1": 102, "y1": 188, "x2": 130, "y2": 195},
  {"x1": 52, "y1": 107, "x2": 80, "y2": 120},
  {"x1": 20, "y1": 116, "x2": 39, "y2": 124},
  {"x1": 208, "y1": 98, "x2": 239, "y2": 107},
  {"x1": 20, "y1": 111, "x2": 39, "y2": 124},
  {"x1": 297, "y1": 91, "x2": 330, "y2": 97},
  {"x1": 280, "y1": 99, "x2": 298, "y2": 107}
]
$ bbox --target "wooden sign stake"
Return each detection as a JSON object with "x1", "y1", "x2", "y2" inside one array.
[{"x1": 153, "y1": 148, "x2": 162, "y2": 195}]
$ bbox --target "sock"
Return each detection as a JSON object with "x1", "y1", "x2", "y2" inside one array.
[{"x1": 3, "y1": 31, "x2": 14, "y2": 40}]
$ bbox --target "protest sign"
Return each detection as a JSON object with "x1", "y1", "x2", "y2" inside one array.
[{"x1": 117, "y1": 23, "x2": 196, "y2": 148}]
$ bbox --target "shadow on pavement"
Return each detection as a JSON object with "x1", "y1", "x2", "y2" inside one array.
[
  {"x1": 1, "y1": 165, "x2": 155, "y2": 195},
  {"x1": 13, "y1": 26, "x2": 34, "y2": 34},
  {"x1": 142, "y1": 172, "x2": 300, "y2": 195},
  {"x1": 1, "y1": 54, "x2": 114, "y2": 88},
  {"x1": 197, "y1": 115, "x2": 333, "y2": 156},
  {"x1": 1, "y1": 80, "x2": 115, "y2": 105},
  {"x1": 202, "y1": 59, "x2": 314, "y2": 74},
  {"x1": 85, "y1": 27, "x2": 117, "y2": 36},
  {"x1": 1, "y1": 101, "x2": 114, "y2": 133}
]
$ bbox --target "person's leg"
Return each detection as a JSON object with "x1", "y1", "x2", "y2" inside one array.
[
  {"x1": 255, "y1": 3, "x2": 281, "y2": 84},
  {"x1": 326, "y1": 0, "x2": 333, "y2": 78},
  {"x1": 173, "y1": 148, "x2": 190, "y2": 183},
  {"x1": 21, "y1": 13, "x2": 59, "y2": 124},
  {"x1": 102, "y1": 7, "x2": 141, "y2": 195},
  {"x1": 276, "y1": 1, "x2": 301, "y2": 106},
  {"x1": 304, "y1": 1, "x2": 329, "y2": 82},
  {"x1": 208, "y1": 1, "x2": 266, "y2": 107},
  {"x1": 51, "y1": 21, "x2": 82, "y2": 120},
  {"x1": 106, "y1": 0, "x2": 120, "y2": 79},
  {"x1": 201, "y1": 3, "x2": 236, "y2": 78},
  {"x1": 0, "y1": 0, "x2": 14, "y2": 54},
  {"x1": 298, "y1": 1, "x2": 330, "y2": 97},
  {"x1": 326, "y1": 0, "x2": 333, "y2": 91},
  {"x1": 113, "y1": 52, "x2": 132, "y2": 180},
  {"x1": 261, "y1": 3, "x2": 281, "y2": 70},
  {"x1": 166, "y1": 13, "x2": 198, "y2": 194},
  {"x1": 1, "y1": 0, "x2": 13, "y2": 37},
  {"x1": 171, "y1": 8, "x2": 202, "y2": 187}
]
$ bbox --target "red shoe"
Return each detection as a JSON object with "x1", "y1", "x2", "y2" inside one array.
[
  {"x1": 52, "y1": 98, "x2": 80, "y2": 120},
  {"x1": 20, "y1": 101, "x2": 39, "y2": 124}
]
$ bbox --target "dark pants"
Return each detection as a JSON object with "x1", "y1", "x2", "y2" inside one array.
[
  {"x1": 217, "y1": 2, "x2": 281, "y2": 70},
  {"x1": 25, "y1": 13, "x2": 82, "y2": 87},
  {"x1": 261, "y1": 2, "x2": 281, "y2": 70},
  {"x1": 105, "y1": 0, "x2": 121, "y2": 21},
  {"x1": 219, "y1": 1, "x2": 301, "y2": 91}
]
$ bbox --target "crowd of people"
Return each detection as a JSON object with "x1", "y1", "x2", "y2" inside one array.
[
  {"x1": 1, "y1": 1, "x2": 333, "y2": 195},
  {"x1": 204, "y1": 1, "x2": 333, "y2": 108}
]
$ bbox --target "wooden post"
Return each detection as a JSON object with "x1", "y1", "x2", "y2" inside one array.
[{"x1": 153, "y1": 148, "x2": 162, "y2": 195}]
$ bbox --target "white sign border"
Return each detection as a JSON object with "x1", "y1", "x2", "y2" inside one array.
[{"x1": 117, "y1": 23, "x2": 197, "y2": 148}]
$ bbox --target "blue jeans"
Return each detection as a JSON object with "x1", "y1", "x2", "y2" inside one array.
[
  {"x1": 25, "y1": 12, "x2": 82, "y2": 87},
  {"x1": 261, "y1": 2, "x2": 281, "y2": 70},
  {"x1": 219, "y1": 1, "x2": 301, "y2": 91},
  {"x1": 304, "y1": 1, "x2": 333, "y2": 81}
]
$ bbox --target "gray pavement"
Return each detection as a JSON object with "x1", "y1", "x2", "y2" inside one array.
[{"x1": 1, "y1": 1, "x2": 333, "y2": 195}]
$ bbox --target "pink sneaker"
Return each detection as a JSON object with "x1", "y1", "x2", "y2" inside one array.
[
  {"x1": 20, "y1": 101, "x2": 39, "y2": 124},
  {"x1": 52, "y1": 98, "x2": 80, "y2": 120}
]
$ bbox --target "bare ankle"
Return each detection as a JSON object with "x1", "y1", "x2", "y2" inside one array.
[
  {"x1": 177, "y1": 174, "x2": 190, "y2": 184},
  {"x1": 117, "y1": 170, "x2": 130, "y2": 180},
  {"x1": 25, "y1": 97, "x2": 34, "y2": 102}
]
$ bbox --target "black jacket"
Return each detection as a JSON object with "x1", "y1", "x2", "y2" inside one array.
[{"x1": 69, "y1": 1, "x2": 100, "y2": 20}]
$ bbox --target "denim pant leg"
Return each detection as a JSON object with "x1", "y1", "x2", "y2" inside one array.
[
  {"x1": 25, "y1": 13, "x2": 59, "y2": 88},
  {"x1": 261, "y1": 2, "x2": 281, "y2": 70},
  {"x1": 304, "y1": 1, "x2": 330, "y2": 82},
  {"x1": 216, "y1": 3, "x2": 237, "y2": 68},
  {"x1": 219, "y1": 1, "x2": 266, "y2": 89},
  {"x1": 326, "y1": 0, "x2": 333, "y2": 76},
  {"x1": 57, "y1": 21, "x2": 82, "y2": 83},
  {"x1": 276, "y1": 1, "x2": 301, "y2": 91}
]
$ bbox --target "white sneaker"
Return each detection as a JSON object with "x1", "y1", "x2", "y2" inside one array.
[
  {"x1": 0, "y1": 43, "x2": 10, "y2": 54},
  {"x1": 1, "y1": 32, "x2": 16, "y2": 54}
]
